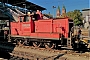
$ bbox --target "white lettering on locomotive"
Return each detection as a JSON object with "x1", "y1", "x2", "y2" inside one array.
[{"x1": 22, "y1": 24, "x2": 30, "y2": 27}]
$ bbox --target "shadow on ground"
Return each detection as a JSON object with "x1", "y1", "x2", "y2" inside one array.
[{"x1": 0, "y1": 51, "x2": 10, "y2": 59}]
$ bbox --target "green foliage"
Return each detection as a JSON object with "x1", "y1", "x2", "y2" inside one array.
[
  {"x1": 67, "y1": 10, "x2": 83, "y2": 26},
  {"x1": 66, "y1": 11, "x2": 73, "y2": 19}
]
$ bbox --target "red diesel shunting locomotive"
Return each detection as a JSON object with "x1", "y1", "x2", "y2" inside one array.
[{"x1": 10, "y1": 11, "x2": 73, "y2": 49}]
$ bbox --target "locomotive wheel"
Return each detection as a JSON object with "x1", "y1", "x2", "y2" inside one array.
[
  {"x1": 17, "y1": 40, "x2": 24, "y2": 47},
  {"x1": 33, "y1": 42, "x2": 41, "y2": 47},
  {"x1": 45, "y1": 43, "x2": 55, "y2": 49}
]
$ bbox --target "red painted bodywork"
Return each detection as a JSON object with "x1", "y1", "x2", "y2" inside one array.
[{"x1": 10, "y1": 16, "x2": 73, "y2": 40}]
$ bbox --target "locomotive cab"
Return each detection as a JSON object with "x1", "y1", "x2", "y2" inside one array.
[{"x1": 11, "y1": 14, "x2": 35, "y2": 36}]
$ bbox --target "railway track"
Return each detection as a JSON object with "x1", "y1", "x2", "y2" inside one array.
[{"x1": 0, "y1": 41, "x2": 89, "y2": 60}]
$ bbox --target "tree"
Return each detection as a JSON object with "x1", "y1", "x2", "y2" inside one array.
[
  {"x1": 67, "y1": 10, "x2": 83, "y2": 26},
  {"x1": 66, "y1": 11, "x2": 73, "y2": 19}
]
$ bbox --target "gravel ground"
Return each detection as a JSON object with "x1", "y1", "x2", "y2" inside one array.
[
  {"x1": 0, "y1": 44, "x2": 90, "y2": 60},
  {"x1": 61, "y1": 54, "x2": 90, "y2": 60}
]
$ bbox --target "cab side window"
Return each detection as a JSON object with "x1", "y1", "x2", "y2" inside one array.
[
  {"x1": 23, "y1": 16, "x2": 30, "y2": 22},
  {"x1": 20, "y1": 17, "x2": 22, "y2": 22}
]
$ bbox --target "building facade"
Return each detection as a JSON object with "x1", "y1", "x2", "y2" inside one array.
[{"x1": 82, "y1": 8, "x2": 90, "y2": 29}]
